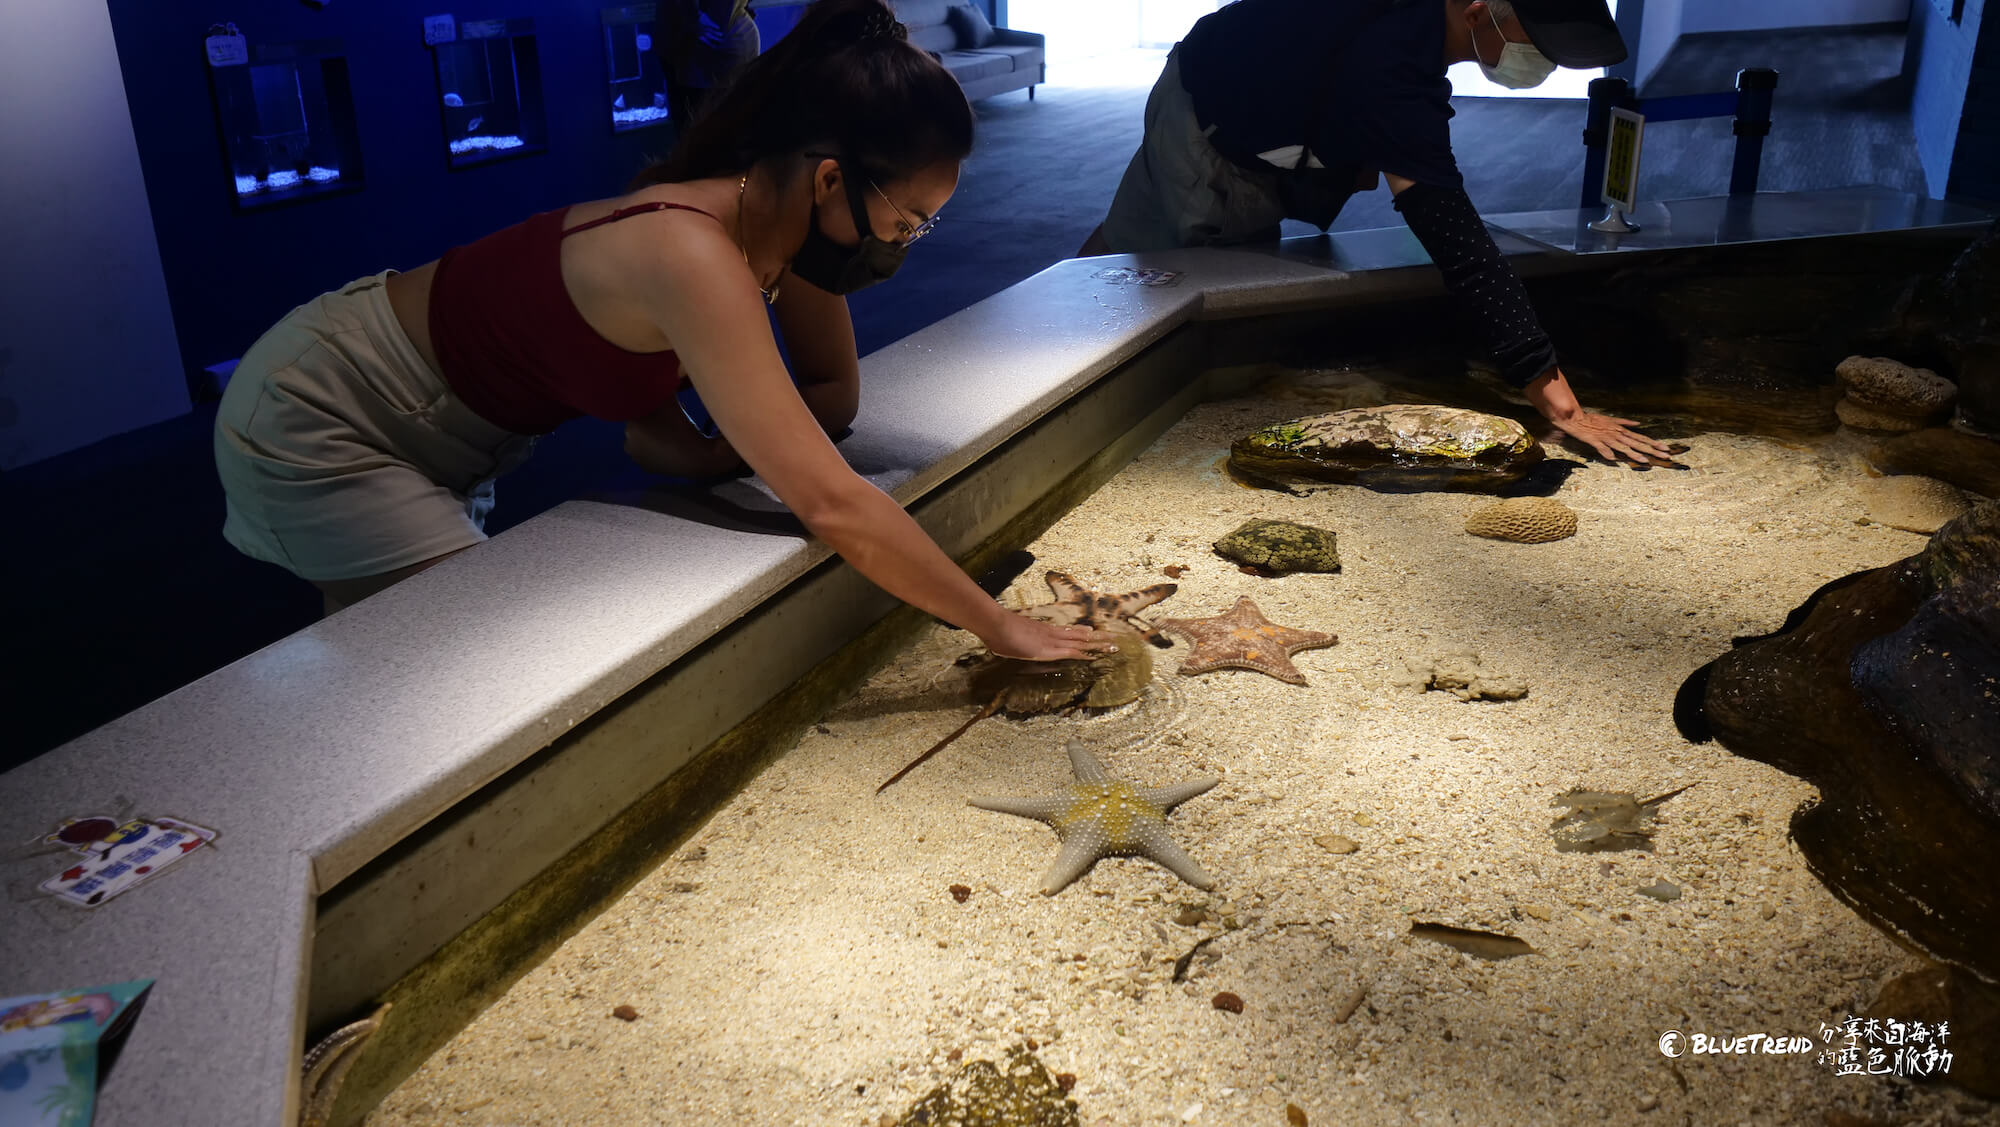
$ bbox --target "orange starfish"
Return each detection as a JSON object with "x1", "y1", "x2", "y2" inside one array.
[{"x1": 1156, "y1": 597, "x2": 1336, "y2": 685}]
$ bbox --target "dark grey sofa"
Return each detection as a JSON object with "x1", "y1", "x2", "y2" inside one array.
[{"x1": 892, "y1": 0, "x2": 1046, "y2": 101}]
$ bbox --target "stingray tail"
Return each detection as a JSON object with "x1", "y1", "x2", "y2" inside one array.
[{"x1": 876, "y1": 696, "x2": 1001, "y2": 794}]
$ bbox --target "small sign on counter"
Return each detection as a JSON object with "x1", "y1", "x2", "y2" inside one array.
[
  {"x1": 38, "y1": 816, "x2": 216, "y2": 909},
  {"x1": 1091, "y1": 267, "x2": 1184, "y2": 287}
]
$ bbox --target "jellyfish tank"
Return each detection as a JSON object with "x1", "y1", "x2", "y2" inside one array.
[
  {"x1": 602, "y1": 4, "x2": 672, "y2": 132},
  {"x1": 207, "y1": 39, "x2": 361, "y2": 207},
  {"x1": 430, "y1": 17, "x2": 548, "y2": 168}
]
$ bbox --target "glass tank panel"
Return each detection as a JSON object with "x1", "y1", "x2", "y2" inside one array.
[
  {"x1": 602, "y1": 4, "x2": 672, "y2": 132},
  {"x1": 432, "y1": 18, "x2": 548, "y2": 168},
  {"x1": 209, "y1": 40, "x2": 362, "y2": 208}
]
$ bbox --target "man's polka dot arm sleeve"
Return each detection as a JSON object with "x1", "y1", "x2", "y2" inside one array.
[{"x1": 1393, "y1": 181, "x2": 1557, "y2": 388}]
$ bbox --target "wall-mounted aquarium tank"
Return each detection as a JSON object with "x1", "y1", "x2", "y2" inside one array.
[
  {"x1": 431, "y1": 17, "x2": 547, "y2": 168},
  {"x1": 207, "y1": 35, "x2": 363, "y2": 208},
  {"x1": 602, "y1": 4, "x2": 672, "y2": 132}
]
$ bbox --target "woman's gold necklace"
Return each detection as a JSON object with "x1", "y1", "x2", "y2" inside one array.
[{"x1": 738, "y1": 174, "x2": 778, "y2": 305}]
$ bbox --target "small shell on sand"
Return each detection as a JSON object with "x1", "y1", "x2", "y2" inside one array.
[
  {"x1": 1836, "y1": 396, "x2": 1928, "y2": 433},
  {"x1": 1464, "y1": 497, "x2": 1578, "y2": 543},
  {"x1": 1857, "y1": 475, "x2": 1971, "y2": 534}
]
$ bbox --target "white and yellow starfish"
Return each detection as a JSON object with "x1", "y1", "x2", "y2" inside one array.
[{"x1": 970, "y1": 742, "x2": 1218, "y2": 895}]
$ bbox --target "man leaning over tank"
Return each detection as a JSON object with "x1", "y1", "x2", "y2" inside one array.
[{"x1": 1079, "y1": 0, "x2": 1675, "y2": 468}]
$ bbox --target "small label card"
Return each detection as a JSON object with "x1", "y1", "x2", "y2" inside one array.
[{"x1": 205, "y1": 23, "x2": 249, "y2": 66}]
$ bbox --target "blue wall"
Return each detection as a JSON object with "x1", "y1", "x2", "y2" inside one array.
[
  {"x1": 1908, "y1": 0, "x2": 1996, "y2": 201},
  {"x1": 1954, "y1": 1, "x2": 2000, "y2": 200},
  {"x1": 1, "y1": 0, "x2": 187, "y2": 470},
  {"x1": 104, "y1": 0, "x2": 914, "y2": 385},
  {"x1": 1678, "y1": 0, "x2": 1908, "y2": 33},
  {"x1": 106, "y1": 1, "x2": 698, "y2": 382},
  {"x1": 1910, "y1": 0, "x2": 1980, "y2": 194}
]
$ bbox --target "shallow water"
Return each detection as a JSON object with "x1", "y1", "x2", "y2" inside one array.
[{"x1": 372, "y1": 367, "x2": 1987, "y2": 1126}]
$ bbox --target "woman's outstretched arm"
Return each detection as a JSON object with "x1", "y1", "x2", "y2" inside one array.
[{"x1": 632, "y1": 219, "x2": 1113, "y2": 662}]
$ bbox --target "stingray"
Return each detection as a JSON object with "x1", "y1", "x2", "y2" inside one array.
[
  {"x1": 1548, "y1": 784, "x2": 1695, "y2": 853},
  {"x1": 876, "y1": 621, "x2": 1154, "y2": 794}
]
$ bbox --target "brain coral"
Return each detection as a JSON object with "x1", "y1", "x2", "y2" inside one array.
[
  {"x1": 1464, "y1": 496, "x2": 1578, "y2": 543},
  {"x1": 1835, "y1": 356, "x2": 1958, "y2": 418}
]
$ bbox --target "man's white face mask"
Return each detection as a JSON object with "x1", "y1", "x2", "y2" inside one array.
[{"x1": 1478, "y1": 7, "x2": 1557, "y2": 89}]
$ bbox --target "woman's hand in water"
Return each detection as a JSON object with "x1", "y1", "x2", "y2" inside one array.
[{"x1": 979, "y1": 612, "x2": 1122, "y2": 663}]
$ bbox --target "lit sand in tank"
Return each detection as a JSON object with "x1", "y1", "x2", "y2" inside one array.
[{"x1": 370, "y1": 368, "x2": 1988, "y2": 1126}]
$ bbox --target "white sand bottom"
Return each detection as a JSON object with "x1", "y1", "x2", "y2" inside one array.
[{"x1": 371, "y1": 380, "x2": 1989, "y2": 1126}]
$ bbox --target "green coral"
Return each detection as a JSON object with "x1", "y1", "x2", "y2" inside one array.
[{"x1": 1252, "y1": 421, "x2": 1310, "y2": 449}]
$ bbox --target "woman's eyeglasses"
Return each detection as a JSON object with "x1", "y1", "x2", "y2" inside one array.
[
  {"x1": 869, "y1": 179, "x2": 940, "y2": 244},
  {"x1": 802, "y1": 150, "x2": 942, "y2": 244}
]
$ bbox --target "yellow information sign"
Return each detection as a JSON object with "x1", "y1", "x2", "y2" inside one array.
[{"x1": 1601, "y1": 107, "x2": 1645, "y2": 211}]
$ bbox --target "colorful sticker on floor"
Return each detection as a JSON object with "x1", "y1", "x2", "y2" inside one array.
[
  {"x1": 0, "y1": 979, "x2": 154, "y2": 1127},
  {"x1": 39, "y1": 817, "x2": 216, "y2": 908},
  {"x1": 1092, "y1": 267, "x2": 1184, "y2": 287}
]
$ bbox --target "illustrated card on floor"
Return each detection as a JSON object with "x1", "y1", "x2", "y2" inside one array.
[
  {"x1": 38, "y1": 817, "x2": 216, "y2": 908},
  {"x1": 0, "y1": 979, "x2": 153, "y2": 1127}
]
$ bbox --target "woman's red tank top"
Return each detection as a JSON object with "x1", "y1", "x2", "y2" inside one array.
[{"x1": 427, "y1": 202, "x2": 716, "y2": 435}]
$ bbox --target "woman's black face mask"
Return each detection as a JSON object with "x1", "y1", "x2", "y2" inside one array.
[{"x1": 789, "y1": 156, "x2": 907, "y2": 295}]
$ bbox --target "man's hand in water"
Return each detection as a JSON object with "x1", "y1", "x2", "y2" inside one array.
[
  {"x1": 1525, "y1": 367, "x2": 1679, "y2": 467},
  {"x1": 1548, "y1": 408, "x2": 1679, "y2": 466}
]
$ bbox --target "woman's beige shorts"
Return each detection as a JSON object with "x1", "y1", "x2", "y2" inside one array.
[{"x1": 213, "y1": 272, "x2": 534, "y2": 583}]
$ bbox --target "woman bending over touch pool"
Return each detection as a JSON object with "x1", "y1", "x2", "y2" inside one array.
[{"x1": 214, "y1": 0, "x2": 1115, "y2": 663}]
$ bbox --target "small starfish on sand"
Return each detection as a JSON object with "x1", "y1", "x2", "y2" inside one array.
[
  {"x1": 1025, "y1": 571, "x2": 1177, "y2": 647},
  {"x1": 970, "y1": 741, "x2": 1218, "y2": 895},
  {"x1": 1157, "y1": 596, "x2": 1336, "y2": 685}
]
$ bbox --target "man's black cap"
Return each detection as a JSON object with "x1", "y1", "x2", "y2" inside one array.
[{"x1": 1509, "y1": 0, "x2": 1627, "y2": 68}]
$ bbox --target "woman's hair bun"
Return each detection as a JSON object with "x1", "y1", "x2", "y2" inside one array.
[
  {"x1": 863, "y1": 11, "x2": 908, "y2": 41},
  {"x1": 634, "y1": 0, "x2": 970, "y2": 189},
  {"x1": 826, "y1": 6, "x2": 907, "y2": 46}
]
